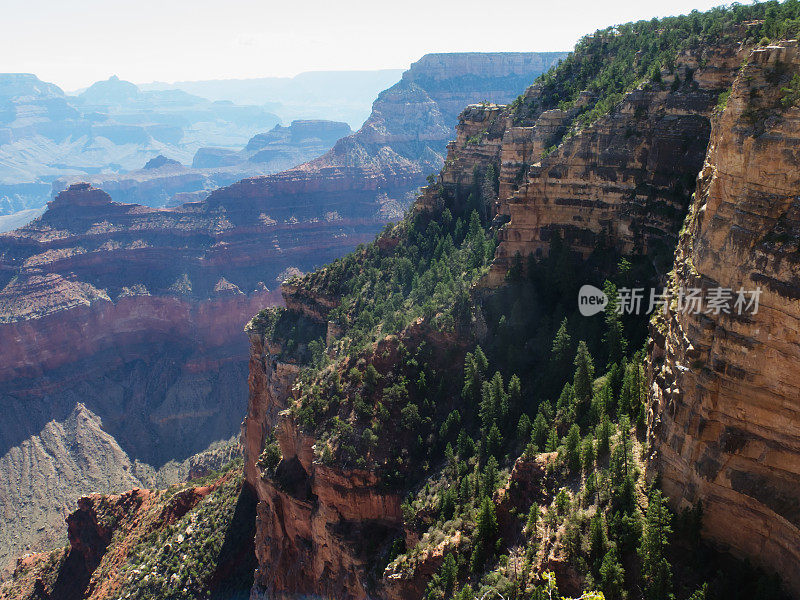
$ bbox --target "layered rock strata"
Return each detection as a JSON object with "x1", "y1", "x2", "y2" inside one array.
[
  {"x1": 648, "y1": 41, "x2": 800, "y2": 596},
  {"x1": 0, "y1": 181, "x2": 378, "y2": 566},
  {"x1": 417, "y1": 45, "x2": 746, "y2": 286}
]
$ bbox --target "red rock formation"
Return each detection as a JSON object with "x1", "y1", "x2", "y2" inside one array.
[
  {"x1": 243, "y1": 310, "x2": 403, "y2": 600},
  {"x1": 0, "y1": 181, "x2": 381, "y2": 567},
  {"x1": 648, "y1": 41, "x2": 800, "y2": 596}
]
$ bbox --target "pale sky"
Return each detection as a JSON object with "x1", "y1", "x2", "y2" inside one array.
[{"x1": 2, "y1": 0, "x2": 730, "y2": 91}]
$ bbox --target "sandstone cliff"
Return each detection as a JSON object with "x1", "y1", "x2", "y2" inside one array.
[
  {"x1": 414, "y1": 44, "x2": 747, "y2": 287},
  {"x1": 242, "y1": 305, "x2": 402, "y2": 599},
  {"x1": 648, "y1": 40, "x2": 800, "y2": 596}
]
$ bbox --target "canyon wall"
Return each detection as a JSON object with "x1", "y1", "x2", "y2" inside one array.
[
  {"x1": 418, "y1": 45, "x2": 747, "y2": 286},
  {"x1": 0, "y1": 181, "x2": 380, "y2": 566},
  {"x1": 416, "y1": 38, "x2": 800, "y2": 593},
  {"x1": 647, "y1": 41, "x2": 800, "y2": 596}
]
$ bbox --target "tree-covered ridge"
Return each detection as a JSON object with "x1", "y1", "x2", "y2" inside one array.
[
  {"x1": 512, "y1": 0, "x2": 800, "y2": 129},
  {"x1": 298, "y1": 201, "x2": 496, "y2": 351}
]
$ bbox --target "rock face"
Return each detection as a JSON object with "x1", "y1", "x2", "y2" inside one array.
[
  {"x1": 401, "y1": 52, "x2": 567, "y2": 123},
  {"x1": 0, "y1": 181, "x2": 380, "y2": 567},
  {"x1": 407, "y1": 38, "x2": 800, "y2": 594},
  {"x1": 415, "y1": 45, "x2": 747, "y2": 286},
  {"x1": 647, "y1": 41, "x2": 800, "y2": 596},
  {"x1": 312, "y1": 52, "x2": 567, "y2": 174},
  {"x1": 0, "y1": 466, "x2": 255, "y2": 600},
  {"x1": 216, "y1": 52, "x2": 568, "y2": 240}
]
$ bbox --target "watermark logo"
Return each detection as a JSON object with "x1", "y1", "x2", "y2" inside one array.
[
  {"x1": 578, "y1": 285, "x2": 762, "y2": 316},
  {"x1": 578, "y1": 284, "x2": 608, "y2": 316}
]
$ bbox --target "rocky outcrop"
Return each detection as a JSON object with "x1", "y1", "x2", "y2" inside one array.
[
  {"x1": 648, "y1": 41, "x2": 800, "y2": 596},
  {"x1": 243, "y1": 304, "x2": 403, "y2": 600},
  {"x1": 0, "y1": 467, "x2": 253, "y2": 600},
  {"x1": 0, "y1": 403, "x2": 146, "y2": 569}
]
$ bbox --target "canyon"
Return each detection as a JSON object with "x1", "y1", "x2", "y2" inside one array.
[
  {"x1": 0, "y1": 74, "x2": 282, "y2": 217},
  {"x1": 4, "y1": 9, "x2": 800, "y2": 599},
  {"x1": 0, "y1": 52, "x2": 564, "y2": 569},
  {"x1": 51, "y1": 119, "x2": 354, "y2": 210}
]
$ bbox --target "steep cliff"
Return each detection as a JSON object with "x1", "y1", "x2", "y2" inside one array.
[
  {"x1": 0, "y1": 180, "x2": 379, "y2": 566},
  {"x1": 648, "y1": 40, "x2": 800, "y2": 596},
  {"x1": 417, "y1": 44, "x2": 746, "y2": 287}
]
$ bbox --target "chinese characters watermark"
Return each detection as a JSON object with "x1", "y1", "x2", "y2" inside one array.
[{"x1": 578, "y1": 284, "x2": 761, "y2": 317}]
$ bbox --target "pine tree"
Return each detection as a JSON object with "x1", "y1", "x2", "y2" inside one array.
[
  {"x1": 640, "y1": 489, "x2": 674, "y2": 600},
  {"x1": 551, "y1": 318, "x2": 572, "y2": 363},
  {"x1": 603, "y1": 280, "x2": 627, "y2": 368},
  {"x1": 686, "y1": 583, "x2": 707, "y2": 600},
  {"x1": 508, "y1": 374, "x2": 522, "y2": 423},
  {"x1": 486, "y1": 423, "x2": 503, "y2": 459},
  {"x1": 564, "y1": 424, "x2": 582, "y2": 472},
  {"x1": 471, "y1": 496, "x2": 498, "y2": 572},
  {"x1": 619, "y1": 361, "x2": 643, "y2": 419},
  {"x1": 530, "y1": 412, "x2": 548, "y2": 451},
  {"x1": 440, "y1": 554, "x2": 458, "y2": 597},
  {"x1": 582, "y1": 436, "x2": 597, "y2": 472},
  {"x1": 599, "y1": 547, "x2": 626, "y2": 600},
  {"x1": 526, "y1": 503, "x2": 541, "y2": 534},
  {"x1": 463, "y1": 346, "x2": 488, "y2": 404},
  {"x1": 611, "y1": 415, "x2": 633, "y2": 483},
  {"x1": 573, "y1": 341, "x2": 595, "y2": 410},
  {"x1": 589, "y1": 512, "x2": 607, "y2": 566},
  {"x1": 468, "y1": 211, "x2": 486, "y2": 267},
  {"x1": 556, "y1": 382, "x2": 576, "y2": 424},
  {"x1": 482, "y1": 456, "x2": 499, "y2": 497},
  {"x1": 597, "y1": 415, "x2": 613, "y2": 456},
  {"x1": 474, "y1": 346, "x2": 488, "y2": 375},
  {"x1": 491, "y1": 371, "x2": 509, "y2": 421},
  {"x1": 550, "y1": 318, "x2": 573, "y2": 385},
  {"x1": 517, "y1": 414, "x2": 532, "y2": 444},
  {"x1": 545, "y1": 426, "x2": 559, "y2": 452}
]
